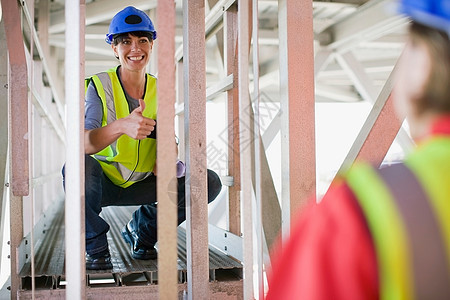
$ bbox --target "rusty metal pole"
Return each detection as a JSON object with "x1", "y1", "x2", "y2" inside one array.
[
  {"x1": 183, "y1": 0, "x2": 209, "y2": 299},
  {"x1": 64, "y1": 0, "x2": 86, "y2": 298},
  {"x1": 278, "y1": 0, "x2": 316, "y2": 233},
  {"x1": 157, "y1": 1, "x2": 178, "y2": 299}
]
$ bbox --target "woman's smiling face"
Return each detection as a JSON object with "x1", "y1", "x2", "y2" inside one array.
[{"x1": 112, "y1": 33, "x2": 153, "y2": 73}]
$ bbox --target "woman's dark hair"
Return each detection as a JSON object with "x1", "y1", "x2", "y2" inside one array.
[
  {"x1": 410, "y1": 22, "x2": 450, "y2": 113},
  {"x1": 112, "y1": 31, "x2": 153, "y2": 46}
]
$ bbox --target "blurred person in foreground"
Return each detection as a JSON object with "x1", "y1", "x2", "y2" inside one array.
[{"x1": 266, "y1": 0, "x2": 450, "y2": 299}]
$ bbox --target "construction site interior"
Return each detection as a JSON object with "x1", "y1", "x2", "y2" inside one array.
[{"x1": 0, "y1": 0, "x2": 412, "y2": 299}]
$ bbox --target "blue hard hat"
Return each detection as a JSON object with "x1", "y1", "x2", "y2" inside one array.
[
  {"x1": 106, "y1": 6, "x2": 157, "y2": 44},
  {"x1": 397, "y1": 0, "x2": 450, "y2": 35}
]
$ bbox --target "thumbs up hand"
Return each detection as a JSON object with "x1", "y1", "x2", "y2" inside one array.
[
  {"x1": 123, "y1": 99, "x2": 156, "y2": 140},
  {"x1": 135, "y1": 99, "x2": 146, "y2": 114}
]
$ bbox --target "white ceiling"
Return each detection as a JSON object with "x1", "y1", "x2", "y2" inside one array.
[{"x1": 43, "y1": 0, "x2": 408, "y2": 104}]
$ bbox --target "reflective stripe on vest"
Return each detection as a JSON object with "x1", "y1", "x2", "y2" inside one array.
[
  {"x1": 347, "y1": 163, "x2": 413, "y2": 300},
  {"x1": 377, "y1": 164, "x2": 450, "y2": 300},
  {"x1": 346, "y1": 136, "x2": 450, "y2": 300},
  {"x1": 87, "y1": 66, "x2": 157, "y2": 187}
]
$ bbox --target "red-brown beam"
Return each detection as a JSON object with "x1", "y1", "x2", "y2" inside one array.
[
  {"x1": 225, "y1": 3, "x2": 241, "y2": 237},
  {"x1": 279, "y1": 0, "x2": 316, "y2": 227},
  {"x1": 183, "y1": 0, "x2": 209, "y2": 298},
  {"x1": 2, "y1": 0, "x2": 29, "y2": 197},
  {"x1": 157, "y1": 1, "x2": 178, "y2": 299}
]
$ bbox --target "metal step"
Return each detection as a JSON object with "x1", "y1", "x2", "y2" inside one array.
[{"x1": 18, "y1": 205, "x2": 242, "y2": 290}]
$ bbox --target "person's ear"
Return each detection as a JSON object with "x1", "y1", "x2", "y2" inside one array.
[
  {"x1": 150, "y1": 40, "x2": 154, "y2": 50},
  {"x1": 111, "y1": 44, "x2": 119, "y2": 59}
]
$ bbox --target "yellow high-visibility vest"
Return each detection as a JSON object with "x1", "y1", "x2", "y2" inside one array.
[
  {"x1": 346, "y1": 136, "x2": 450, "y2": 300},
  {"x1": 86, "y1": 66, "x2": 157, "y2": 187}
]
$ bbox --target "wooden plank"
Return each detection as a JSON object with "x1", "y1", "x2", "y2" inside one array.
[
  {"x1": 279, "y1": 0, "x2": 316, "y2": 228},
  {"x1": 183, "y1": 1, "x2": 209, "y2": 298},
  {"x1": 224, "y1": 4, "x2": 241, "y2": 237},
  {"x1": 18, "y1": 281, "x2": 243, "y2": 299},
  {"x1": 1, "y1": 0, "x2": 28, "y2": 298},
  {"x1": 237, "y1": 0, "x2": 253, "y2": 298},
  {"x1": 2, "y1": 0, "x2": 29, "y2": 197},
  {"x1": 0, "y1": 17, "x2": 9, "y2": 275},
  {"x1": 156, "y1": 1, "x2": 178, "y2": 299},
  {"x1": 64, "y1": 0, "x2": 86, "y2": 298}
]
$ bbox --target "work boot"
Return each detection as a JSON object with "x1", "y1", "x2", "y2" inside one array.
[
  {"x1": 85, "y1": 251, "x2": 113, "y2": 270},
  {"x1": 121, "y1": 221, "x2": 157, "y2": 260}
]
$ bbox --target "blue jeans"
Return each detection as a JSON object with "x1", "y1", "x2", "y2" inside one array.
[{"x1": 62, "y1": 155, "x2": 222, "y2": 256}]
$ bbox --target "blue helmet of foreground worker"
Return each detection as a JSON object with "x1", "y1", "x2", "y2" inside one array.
[
  {"x1": 397, "y1": 0, "x2": 450, "y2": 35},
  {"x1": 105, "y1": 6, "x2": 157, "y2": 44}
]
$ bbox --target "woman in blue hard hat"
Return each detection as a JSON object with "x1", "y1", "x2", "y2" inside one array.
[
  {"x1": 63, "y1": 6, "x2": 222, "y2": 270},
  {"x1": 266, "y1": 0, "x2": 450, "y2": 299}
]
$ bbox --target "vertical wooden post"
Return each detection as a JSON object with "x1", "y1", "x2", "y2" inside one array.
[
  {"x1": 278, "y1": 0, "x2": 316, "y2": 232},
  {"x1": 157, "y1": 1, "x2": 178, "y2": 299},
  {"x1": 177, "y1": 60, "x2": 185, "y2": 161},
  {"x1": 237, "y1": 0, "x2": 254, "y2": 298},
  {"x1": 183, "y1": 0, "x2": 209, "y2": 298},
  {"x1": 2, "y1": 0, "x2": 28, "y2": 298},
  {"x1": 251, "y1": 1, "x2": 265, "y2": 297},
  {"x1": 0, "y1": 20, "x2": 8, "y2": 291},
  {"x1": 2, "y1": 0, "x2": 29, "y2": 197},
  {"x1": 65, "y1": 0, "x2": 86, "y2": 298},
  {"x1": 224, "y1": 4, "x2": 241, "y2": 237}
]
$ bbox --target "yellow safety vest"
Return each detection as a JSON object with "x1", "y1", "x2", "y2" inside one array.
[
  {"x1": 346, "y1": 136, "x2": 450, "y2": 300},
  {"x1": 86, "y1": 66, "x2": 157, "y2": 187}
]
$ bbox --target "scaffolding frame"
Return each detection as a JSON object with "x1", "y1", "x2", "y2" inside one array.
[{"x1": 0, "y1": 0, "x2": 412, "y2": 299}]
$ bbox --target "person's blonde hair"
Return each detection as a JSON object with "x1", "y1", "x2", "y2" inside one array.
[{"x1": 410, "y1": 22, "x2": 450, "y2": 113}]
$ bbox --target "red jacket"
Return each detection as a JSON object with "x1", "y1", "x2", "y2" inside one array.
[
  {"x1": 266, "y1": 115, "x2": 450, "y2": 299},
  {"x1": 266, "y1": 184, "x2": 379, "y2": 300}
]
